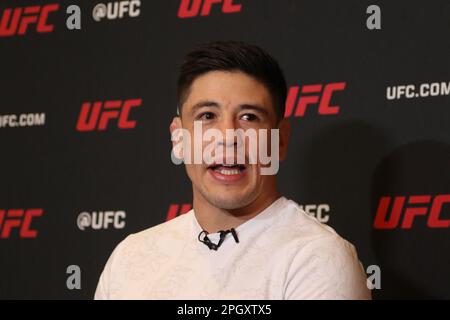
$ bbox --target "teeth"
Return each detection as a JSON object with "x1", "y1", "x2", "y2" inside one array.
[{"x1": 215, "y1": 168, "x2": 241, "y2": 175}]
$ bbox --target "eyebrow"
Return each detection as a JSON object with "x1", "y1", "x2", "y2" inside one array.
[
  {"x1": 190, "y1": 100, "x2": 270, "y2": 116},
  {"x1": 191, "y1": 100, "x2": 220, "y2": 113},
  {"x1": 239, "y1": 104, "x2": 270, "y2": 116}
]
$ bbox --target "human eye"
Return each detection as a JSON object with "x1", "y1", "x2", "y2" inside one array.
[
  {"x1": 197, "y1": 112, "x2": 216, "y2": 121},
  {"x1": 240, "y1": 113, "x2": 259, "y2": 122}
]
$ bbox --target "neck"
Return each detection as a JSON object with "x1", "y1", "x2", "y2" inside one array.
[{"x1": 193, "y1": 187, "x2": 281, "y2": 234}]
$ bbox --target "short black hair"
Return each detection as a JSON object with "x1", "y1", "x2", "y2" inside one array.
[{"x1": 176, "y1": 40, "x2": 287, "y2": 122}]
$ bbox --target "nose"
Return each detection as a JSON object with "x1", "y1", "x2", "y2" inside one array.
[{"x1": 216, "y1": 115, "x2": 239, "y2": 148}]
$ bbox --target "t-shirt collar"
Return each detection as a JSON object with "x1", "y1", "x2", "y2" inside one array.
[{"x1": 191, "y1": 196, "x2": 287, "y2": 239}]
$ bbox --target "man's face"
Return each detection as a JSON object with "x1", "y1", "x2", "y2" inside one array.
[{"x1": 172, "y1": 70, "x2": 286, "y2": 210}]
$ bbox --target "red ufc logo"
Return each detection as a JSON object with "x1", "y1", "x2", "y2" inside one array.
[
  {"x1": 178, "y1": 0, "x2": 241, "y2": 18},
  {"x1": 284, "y1": 82, "x2": 346, "y2": 117},
  {"x1": 76, "y1": 98, "x2": 142, "y2": 131},
  {"x1": 0, "y1": 4, "x2": 59, "y2": 37},
  {"x1": 0, "y1": 209, "x2": 44, "y2": 238},
  {"x1": 166, "y1": 204, "x2": 192, "y2": 221},
  {"x1": 374, "y1": 194, "x2": 450, "y2": 229}
]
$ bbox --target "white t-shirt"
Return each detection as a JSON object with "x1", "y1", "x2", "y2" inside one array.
[{"x1": 94, "y1": 196, "x2": 371, "y2": 299}]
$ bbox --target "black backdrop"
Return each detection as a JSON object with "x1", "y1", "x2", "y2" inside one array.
[{"x1": 1, "y1": 0, "x2": 449, "y2": 299}]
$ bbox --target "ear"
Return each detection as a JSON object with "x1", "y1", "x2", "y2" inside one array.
[
  {"x1": 169, "y1": 116, "x2": 182, "y2": 134},
  {"x1": 277, "y1": 117, "x2": 291, "y2": 161},
  {"x1": 170, "y1": 116, "x2": 184, "y2": 160}
]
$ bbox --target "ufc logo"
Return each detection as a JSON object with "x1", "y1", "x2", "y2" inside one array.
[
  {"x1": 77, "y1": 211, "x2": 126, "y2": 230},
  {"x1": 299, "y1": 204, "x2": 330, "y2": 223},
  {"x1": 374, "y1": 194, "x2": 450, "y2": 229},
  {"x1": 0, "y1": 209, "x2": 44, "y2": 238},
  {"x1": 0, "y1": 4, "x2": 59, "y2": 37},
  {"x1": 166, "y1": 204, "x2": 192, "y2": 221},
  {"x1": 76, "y1": 98, "x2": 141, "y2": 131},
  {"x1": 178, "y1": 0, "x2": 242, "y2": 18},
  {"x1": 92, "y1": 1, "x2": 141, "y2": 21},
  {"x1": 284, "y1": 82, "x2": 346, "y2": 117}
]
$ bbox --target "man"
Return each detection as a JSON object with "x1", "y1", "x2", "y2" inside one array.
[{"x1": 95, "y1": 41, "x2": 371, "y2": 300}]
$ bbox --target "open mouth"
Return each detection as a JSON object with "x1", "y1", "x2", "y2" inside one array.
[{"x1": 207, "y1": 163, "x2": 247, "y2": 175}]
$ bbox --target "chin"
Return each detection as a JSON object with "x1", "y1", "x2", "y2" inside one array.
[{"x1": 201, "y1": 189, "x2": 258, "y2": 210}]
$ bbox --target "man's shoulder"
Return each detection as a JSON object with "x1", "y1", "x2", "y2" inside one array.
[
  {"x1": 94, "y1": 211, "x2": 194, "y2": 299},
  {"x1": 277, "y1": 198, "x2": 343, "y2": 244},
  {"x1": 113, "y1": 210, "x2": 193, "y2": 255},
  {"x1": 274, "y1": 198, "x2": 361, "y2": 264},
  {"x1": 135, "y1": 210, "x2": 192, "y2": 238},
  {"x1": 278, "y1": 198, "x2": 370, "y2": 299}
]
